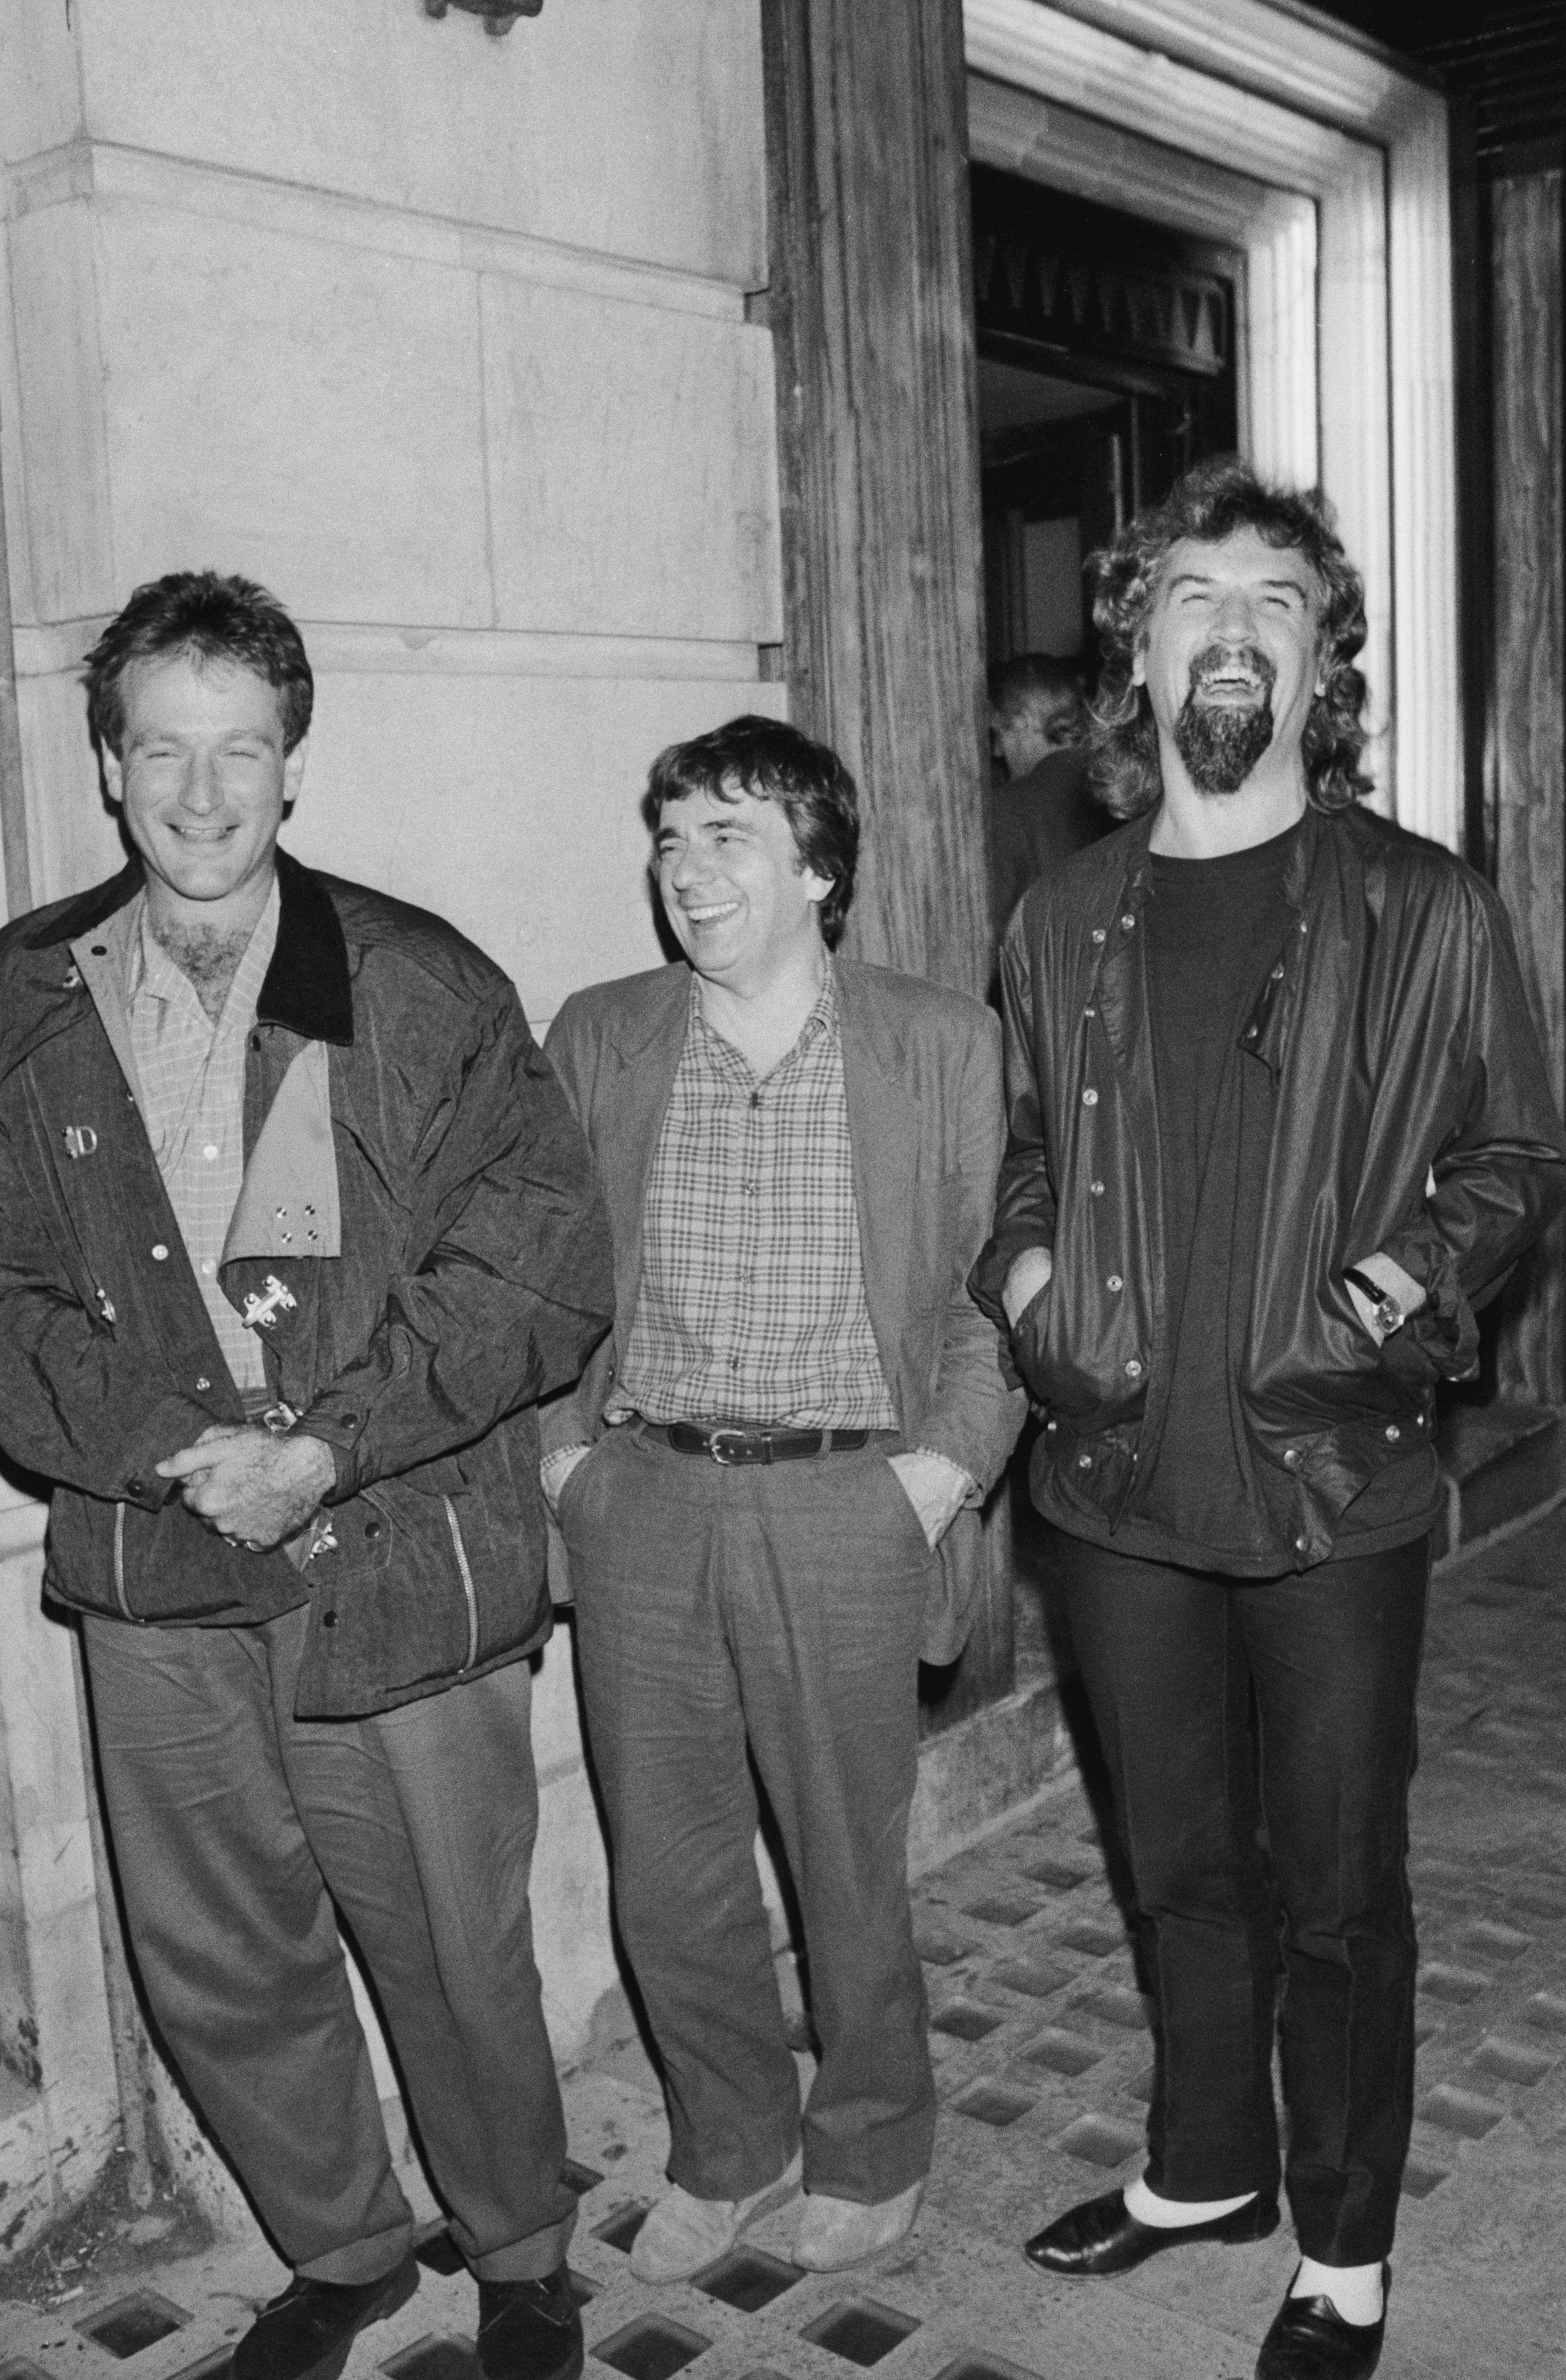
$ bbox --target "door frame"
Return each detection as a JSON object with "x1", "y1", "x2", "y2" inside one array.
[{"x1": 964, "y1": 0, "x2": 1460, "y2": 850}]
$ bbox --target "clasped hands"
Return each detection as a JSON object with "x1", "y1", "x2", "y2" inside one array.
[{"x1": 155, "y1": 1425, "x2": 337, "y2": 1551}]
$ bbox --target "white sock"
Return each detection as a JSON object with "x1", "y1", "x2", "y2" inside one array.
[
  {"x1": 1290, "y1": 2257, "x2": 1385, "y2": 2325},
  {"x1": 1123, "y1": 2175, "x2": 1257, "y2": 2228}
]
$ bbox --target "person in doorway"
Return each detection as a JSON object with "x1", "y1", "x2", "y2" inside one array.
[
  {"x1": 541, "y1": 715, "x2": 1023, "y2": 2285},
  {"x1": 970, "y1": 461, "x2": 1566, "y2": 2380},
  {"x1": 0, "y1": 573, "x2": 615, "y2": 2380},
  {"x1": 987, "y1": 652, "x2": 1108, "y2": 936}
]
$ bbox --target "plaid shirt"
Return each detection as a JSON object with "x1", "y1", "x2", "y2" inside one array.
[
  {"x1": 616, "y1": 968, "x2": 898, "y2": 1428},
  {"x1": 127, "y1": 882, "x2": 280, "y2": 1396}
]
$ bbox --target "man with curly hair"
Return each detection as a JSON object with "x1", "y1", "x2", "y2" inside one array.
[{"x1": 971, "y1": 459, "x2": 1566, "y2": 2380}]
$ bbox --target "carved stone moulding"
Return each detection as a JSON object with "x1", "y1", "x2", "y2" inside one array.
[{"x1": 424, "y1": 0, "x2": 543, "y2": 33}]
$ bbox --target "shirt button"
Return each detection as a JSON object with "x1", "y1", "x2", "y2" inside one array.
[
  {"x1": 364, "y1": 1520, "x2": 381, "y2": 1540},
  {"x1": 1385, "y1": 1424, "x2": 1401, "y2": 1441},
  {"x1": 1090, "y1": 1179, "x2": 1105, "y2": 1196},
  {"x1": 1106, "y1": 1275, "x2": 1122, "y2": 1292},
  {"x1": 195, "y1": 1376, "x2": 210, "y2": 1391},
  {"x1": 151, "y1": 1244, "x2": 168, "y2": 1262},
  {"x1": 125, "y1": 1475, "x2": 145, "y2": 1497},
  {"x1": 1082, "y1": 1088, "x2": 1099, "y2": 1107},
  {"x1": 1283, "y1": 1448, "x2": 1300, "y2": 1468},
  {"x1": 203, "y1": 1143, "x2": 219, "y2": 1161},
  {"x1": 1124, "y1": 1358, "x2": 1143, "y2": 1378},
  {"x1": 322, "y1": 1610, "x2": 338, "y2": 1629},
  {"x1": 1295, "y1": 1533, "x2": 1310, "y2": 1551},
  {"x1": 201, "y1": 1259, "x2": 217, "y2": 1278},
  {"x1": 1083, "y1": 1005, "x2": 1096, "y2": 1018},
  {"x1": 1120, "y1": 913, "x2": 1136, "y2": 930},
  {"x1": 1091, "y1": 927, "x2": 1106, "y2": 945},
  {"x1": 1078, "y1": 1452, "x2": 1092, "y2": 1469},
  {"x1": 1270, "y1": 963, "x2": 1285, "y2": 981}
]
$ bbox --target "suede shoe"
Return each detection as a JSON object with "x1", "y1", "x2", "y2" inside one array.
[
  {"x1": 631, "y1": 2150, "x2": 803, "y2": 2283},
  {"x1": 232, "y1": 2258, "x2": 418, "y2": 2380},
  {"x1": 476, "y1": 2269, "x2": 585, "y2": 2380},
  {"x1": 795, "y1": 2178, "x2": 924, "y2": 2271},
  {"x1": 1256, "y1": 2270, "x2": 1389, "y2": 2380},
  {"x1": 1024, "y1": 2187, "x2": 1279, "y2": 2277}
]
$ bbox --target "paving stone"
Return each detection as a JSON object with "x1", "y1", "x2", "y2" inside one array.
[
  {"x1": 1016, "y1": 2028, "x2": 1105, "y2": 2078},
  {"x1": 931, "y1": 1999, "x2": 1006, "y2": 2043},
  {"x1": 1417, "y1": 1962, "x2": 1491, "y2": 2004},
  {"x1": 1417, "y1": 2084, "x2": 1507, "y2": 2139},
  {"x1": 1458, "y1": 1919, "x2": 1534, "y2": 1962},
  {"x1": 950, "y1": 2080, "x2": 1038, "y2": 2127},
  {"x1": 1070, "y1": 1985, "x2": 1150, "y2": 2032},
  {"x1": 963, "y1": 1895, "x2": 1045, "y2": 1929},
  {"x1": 1054, "y1": 2115, "x2": 1143, "y2": 2168},
  {"x1": 1471, "y1": 2038, "x2": 1556, "y2": 2086},
  {"x1": 1052, "y1": 1919, "x2": 1126, "y2": 1959},
  {"x1": 989, "y1": 1957, "x2": 1075, "y2": 2000}
]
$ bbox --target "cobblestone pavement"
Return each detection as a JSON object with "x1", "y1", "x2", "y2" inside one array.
[{"x1": 4, "y1": 1504, "x2": 1563, "y2": 2380}]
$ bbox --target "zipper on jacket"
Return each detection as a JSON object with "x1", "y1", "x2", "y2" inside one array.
[
  {"x1": 112, "y1": 1500, "x2": 133, "y2": 1619},
  {"x1": 442, "y1": 1494, "x2": 480, "y2": 1672}
]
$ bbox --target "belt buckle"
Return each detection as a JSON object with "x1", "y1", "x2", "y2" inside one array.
[{"x1": 708, "y1": 1427, "x2": 756, "y2": 1466}]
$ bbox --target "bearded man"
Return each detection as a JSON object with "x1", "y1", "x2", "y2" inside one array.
[{"x1": 971, "y1": 460, "x2": 1566, "y2": 2380}]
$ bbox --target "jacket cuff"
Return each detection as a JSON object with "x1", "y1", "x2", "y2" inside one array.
[
  {"x1": 1376, "y1": 1223, "x2": 1478, "y2": 1383},
  {"x1": 120, "y1": 1394, "x2": 228, "y2": 1508}
]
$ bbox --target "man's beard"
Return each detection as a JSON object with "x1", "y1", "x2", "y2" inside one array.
[{"x1": 1173, "y1": 646, "x2": 1277, "y2": 795}]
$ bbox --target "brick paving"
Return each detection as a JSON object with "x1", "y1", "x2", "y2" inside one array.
[{"x1": 3, "y1": 1502, "x2": 1564, "y2": 2380}]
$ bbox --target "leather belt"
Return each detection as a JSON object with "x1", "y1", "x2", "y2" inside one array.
[{"x1": 638, "y1": 1420, "x2": 872, "y2": 1465}]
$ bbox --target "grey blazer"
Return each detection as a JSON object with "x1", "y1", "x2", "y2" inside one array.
[{"x1": 541, "y1": 957, "x2": 1025, "y2": 1662}]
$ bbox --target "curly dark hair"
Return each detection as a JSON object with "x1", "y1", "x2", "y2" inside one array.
[
  {"x1": 642, "y1": 714, "x2": 859, "y2": 949},
  {"x1": 83, "y1": 570, "x2": 314, "y2": 759},
  {"x1": 1087, "y1": 457, "x2": 1372, "y2": 819}
]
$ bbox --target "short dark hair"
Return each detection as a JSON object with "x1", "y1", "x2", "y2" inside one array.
[
  {"x1": 83, "y1": 571, "x2": 314, "y2": 759},
  {"x1": 642, "y1": 714, "x2": 860, "y2": 949},
  {"x1": 988, "y1": 651, "x2": 1085, "y2": 728},
  {"x1": 1088, "y1": 457, "x2": 1373, "y2": 819}
]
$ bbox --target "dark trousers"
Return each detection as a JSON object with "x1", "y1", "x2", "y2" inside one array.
[
  {"x1": 83, "y1": 1603, "x2": 577, "y2": 2284},
  {"x1": 563, "y1": 1426, "x2": 936, "y2": 2205},
  {"x1": 1055, "y1": 1529, "x2": 1430, "y2": 2265}
]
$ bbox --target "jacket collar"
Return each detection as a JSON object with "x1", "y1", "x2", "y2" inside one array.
[{"x1": 24, "y1": 847, "x2": 354, "y2": 1046}]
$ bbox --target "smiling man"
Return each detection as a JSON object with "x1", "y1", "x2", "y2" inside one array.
[
  {"x1": 971, "y1": 461, "x2": 1566, "y2": 2380},
  {"x1": 0, "y1": 573, "x2": 614, "y2": 2380},
  {"x1": 541, "y1": 716, "x2": 1022, "y2": 2283}
]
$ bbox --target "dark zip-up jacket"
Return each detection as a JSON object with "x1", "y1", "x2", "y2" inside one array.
[
  {"x1": 970, "y1": 804, "x2": 1566, "y2": 1568},
  {"x1": 0, "y1": 851, "x2": 614, "y2": 1716}
]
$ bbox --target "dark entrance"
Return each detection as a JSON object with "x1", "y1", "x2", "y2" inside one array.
[
  {"x1": 971, "y1": 165, "x2": 1241, "y2": 674},
  {"x1": 953, "y1": 167, "x2": 1244, "y2": 1733}
]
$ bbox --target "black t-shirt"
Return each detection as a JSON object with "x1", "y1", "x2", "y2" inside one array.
[{"x1": 1107, "y1": 818, "x2": 1437, "y2": 1572}]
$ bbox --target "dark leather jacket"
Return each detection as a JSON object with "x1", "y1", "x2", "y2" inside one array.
[
  {"x1": 0, "y1": 852, "x2": 614, "y2": 1716},
  {"x1": 971, "y1": 804, "x2": 1566, "y2": 1568}
]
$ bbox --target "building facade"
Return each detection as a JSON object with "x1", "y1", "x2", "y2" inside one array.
[{"x1": 0, "y1": 0, "x2": 1549, "y2": 2258}]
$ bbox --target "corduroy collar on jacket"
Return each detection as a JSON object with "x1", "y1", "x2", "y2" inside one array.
[{"x1": 26, "y1": 846, "x2": 354, "y2": 1045}]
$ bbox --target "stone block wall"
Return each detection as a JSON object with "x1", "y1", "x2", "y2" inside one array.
[{"x1": 0, "y1": 0, "x2": 784, "y2": 2239}]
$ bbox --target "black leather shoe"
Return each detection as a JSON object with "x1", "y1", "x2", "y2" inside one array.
[
  {"x1": 1256, "y1": 2270, "x2": 1389, "y2": 2380},
  {"x1": 1024, "y1": 2186, "x2": 1280, "y2": 2276},
  {"x1": 233, "y1": 2258, "x2": 418, "y2": 2380},
  {"x1": 476, "y1": 2269, "x2": 585, "y2": 2380}
]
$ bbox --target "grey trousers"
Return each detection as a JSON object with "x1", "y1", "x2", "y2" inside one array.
[
  {"x1": 563, "y1": 1425, "x2": 936, "y2": 2206},
  {"x1": 82, "y1": 1603, "x2": 577, "y2": 2284}
]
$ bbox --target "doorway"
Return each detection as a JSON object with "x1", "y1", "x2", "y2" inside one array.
[{"x1": 973, "y1": 166, "x2": 1241, "y2": 680}]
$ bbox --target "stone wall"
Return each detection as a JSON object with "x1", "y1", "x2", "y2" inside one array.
[{"x1": 0, "y1": 0, "x2": 784, "y2": 2240}]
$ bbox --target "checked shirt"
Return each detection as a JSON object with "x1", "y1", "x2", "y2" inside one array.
[
  {"x1": 126, "y1": 882, "x2": 280, "y2": 1398},
  {"x1": 615, "y1": 967, "x2": 898, "y2": 1429}
]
